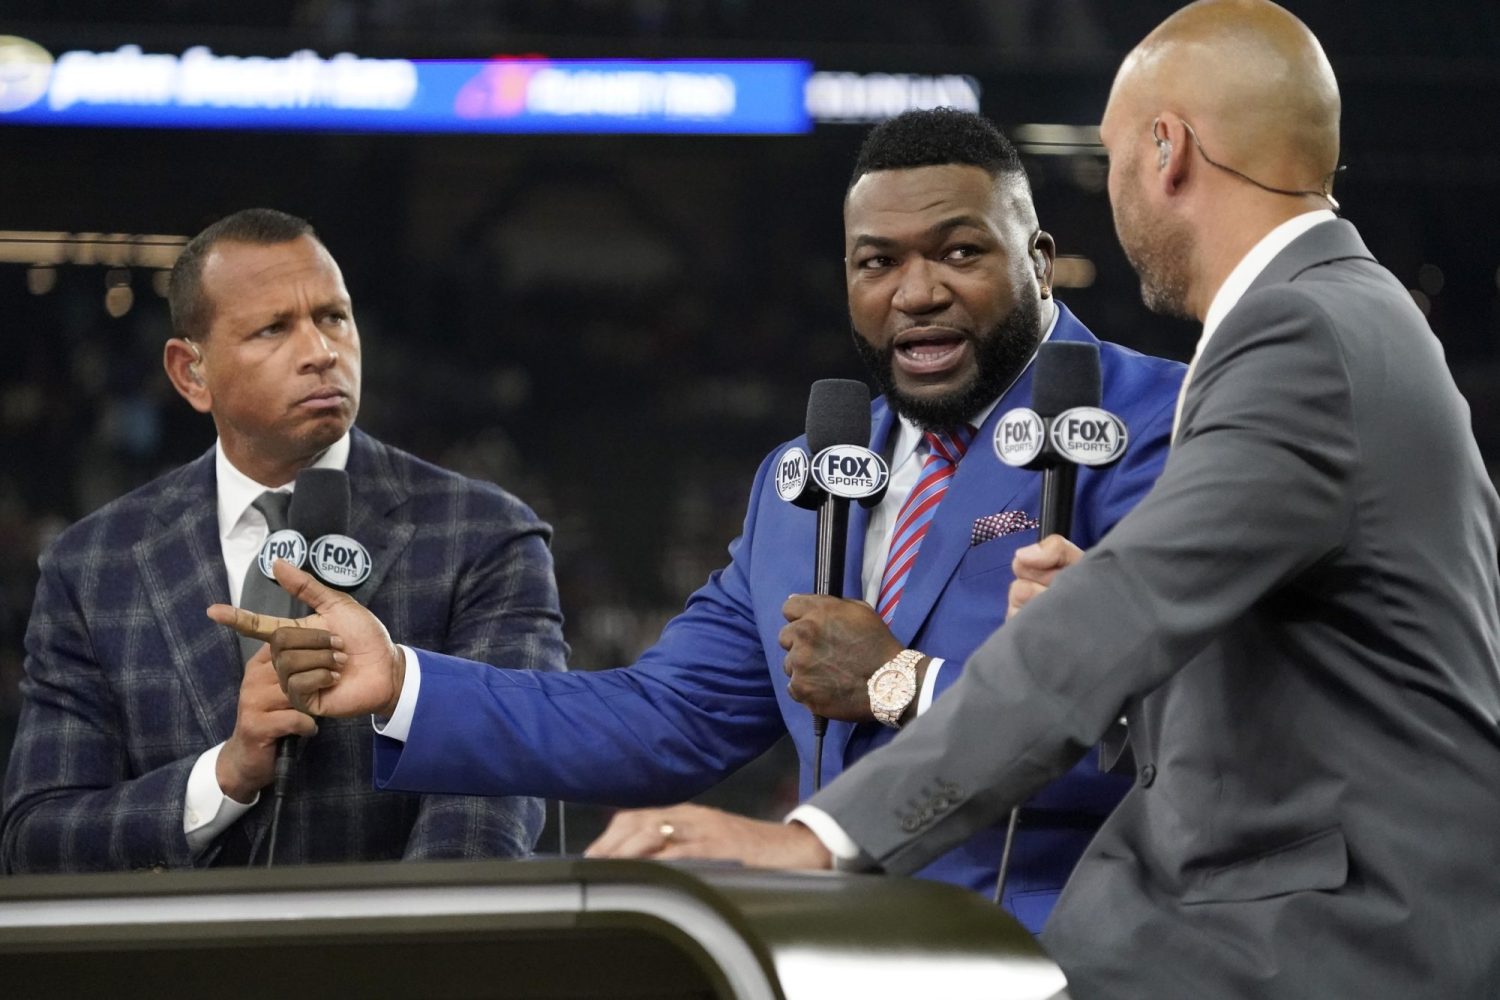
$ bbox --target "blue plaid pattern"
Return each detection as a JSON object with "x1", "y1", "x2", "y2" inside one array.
[{"x1": 1, "y1": 429, "x2": 567, "y2": 872}]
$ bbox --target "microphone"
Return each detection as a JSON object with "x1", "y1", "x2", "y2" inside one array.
[
  {"x1": 806, "y1": 379, "x2": 876, "y2": 601},
  {"x1": 298, "y1": 468, "x2": 372, "y2": 592},
  {"x1": 1033, "y1": 342, "x2": 1102, "y2": 539},
  {"x1": 993, "y1": 341, "x2": 1128, "y2": 537},
  {"x1": 264, "y1": 468, "x2": 352, "y2": 867},
  {"x1": 776, "y1": 379, "x2": 889, "y2": 790},
  {"x1": 289, "y1": 468, "x2": 349, "y2": 545},
  {"x1": 989, "y1": 341, "x2": 1126, "y2": 905}
]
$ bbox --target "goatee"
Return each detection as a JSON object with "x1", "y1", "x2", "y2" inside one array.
[{"x1": 852, "y1": 294, "x2": 1044, "y2": 431}]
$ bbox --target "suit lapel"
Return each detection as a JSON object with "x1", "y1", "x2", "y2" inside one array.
[
  {"x1": 824, "y1": 401, "x2": 892, "y2": 777},
  {"x1": 885, "y1": 400, "x2": 1029, "y2": 644},
  {"x1": 840, "y1": 402, "x2": 886, "y2": 603},
  {"x1": 345, "y1": 430, "x2": 414, "y2": 606},
  {"x1": 135, "y1": 448, "x2": 243, "y2": 741}
]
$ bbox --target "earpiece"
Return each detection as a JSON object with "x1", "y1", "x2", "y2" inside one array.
[
  {"x1": 1151, "y1": 116, "x2": 1172, "y2": 170},
  {"x1": 186, "y1": 341, "x2": 205, "y2": 385}
]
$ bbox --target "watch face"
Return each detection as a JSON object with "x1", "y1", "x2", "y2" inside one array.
[{"x1": 872, "y1": 669, "x2": 915, "y2": 706}]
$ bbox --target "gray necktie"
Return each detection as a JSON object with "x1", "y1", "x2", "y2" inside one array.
[{"x1": 238, "y1": 491, "x2": 301, "y2": 664}]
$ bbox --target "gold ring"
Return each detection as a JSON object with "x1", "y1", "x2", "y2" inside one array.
[{"x1": 658, "y1": 822, "x2": 676, "y2": 843}]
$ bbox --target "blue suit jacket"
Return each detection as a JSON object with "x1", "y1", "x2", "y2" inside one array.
[
  {"x1": 377, "y1": 305, "x2": 1184, "y2": 930},
  {"x1": 1, "y1": 429, "x2": 567, "y2": 872}
]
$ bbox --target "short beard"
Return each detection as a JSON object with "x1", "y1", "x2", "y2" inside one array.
[
  {"x1": 852, "y1": 293, "x2": 1043, "y2": 431},
  {"x1": 1113, "y1": 169, "x2": 1194, "y2": 320},
  {"x1": 1125, "y1": 233, "x2": 1193, "y2": 319}
]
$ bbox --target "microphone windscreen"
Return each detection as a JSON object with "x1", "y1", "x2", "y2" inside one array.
[
  {"x1": 1033, "y1": 342, "x2": 1101, "y2": 417},
  {"x1": 806, "y1": 379, "x2": 871, "y2": 455},
  {"x1": 289, "y1": 468, "x2": 351, "y2": 540}
]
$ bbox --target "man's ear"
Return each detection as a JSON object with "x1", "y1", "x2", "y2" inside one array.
[
  {"x1": 1152, "y1": 115, "x2": 1190, "y2": 193},
  {"x1": 1030, "y1": 231, "x2": 1056, "y2": 298},
  {"x1": 164, "y1": 338, "x2": 213, "y2": 413}
]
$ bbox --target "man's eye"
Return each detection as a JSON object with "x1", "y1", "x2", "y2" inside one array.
[
  {"x1": 944, "y1": 245, "x2": 981, "y2": 261},
  {"x1": 856, "y1": 255, "x2": 893, "y2": 270}
]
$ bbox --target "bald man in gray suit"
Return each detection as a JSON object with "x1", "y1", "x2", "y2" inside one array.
[{"x1": 608, "y1": 2, "x2": 1500, "y2": 996}]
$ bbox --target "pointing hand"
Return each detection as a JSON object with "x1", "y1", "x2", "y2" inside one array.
[{"x1": 207, "y1": 559, "x2": 405, "y2": 718}]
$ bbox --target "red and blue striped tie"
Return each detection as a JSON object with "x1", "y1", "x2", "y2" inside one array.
[{"x1": 876, "y1": 425, "x2": 974, "y2": 623}]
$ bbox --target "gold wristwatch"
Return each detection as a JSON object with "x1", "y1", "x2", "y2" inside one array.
[{"x1": 868, "y1": 649, "x2": 923, "y2": 728}]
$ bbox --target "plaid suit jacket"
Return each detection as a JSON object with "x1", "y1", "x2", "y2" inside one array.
[{"x1": 1, "y1": 428, "x2": 567, "y2": 872}]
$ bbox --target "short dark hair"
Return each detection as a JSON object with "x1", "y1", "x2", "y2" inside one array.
[
  {"x1": 849, "y1": 107, "x2": 1027, "y2": 191},
  {"x1": 168, "y1": 208, "x2": 318, "y2": 341}
]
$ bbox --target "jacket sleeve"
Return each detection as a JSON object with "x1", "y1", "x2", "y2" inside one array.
[
  {"x1": 1, "y1": 550, "x2": 200, "y2": 873},
  {"x1": 379, "y1": 455, "x2": 788, "y2": 807},
  {"x1": 398, "y1": 490, "x2": 569, "y2": 860}
]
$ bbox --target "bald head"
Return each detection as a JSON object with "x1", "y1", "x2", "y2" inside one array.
[{"x1": 1112, "y1": 0, "x2": 1339, "y2": 190}]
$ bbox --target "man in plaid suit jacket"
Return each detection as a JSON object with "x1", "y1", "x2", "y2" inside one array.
[{"x1": 1, "y1": 209, "x2": 565, "y2": 871}]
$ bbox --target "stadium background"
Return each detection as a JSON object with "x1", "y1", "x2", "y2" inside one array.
[{"x1": 2, "y1": 1, "x2": 1497, "y2": 848}]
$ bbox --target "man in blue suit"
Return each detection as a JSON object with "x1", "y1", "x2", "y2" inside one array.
[
  {"x1": 222, "y1": 112, "x2": 1185, "y2": 930},
  {"x1": 1, "y1": 209, "x2": 566, "y2": 871}
]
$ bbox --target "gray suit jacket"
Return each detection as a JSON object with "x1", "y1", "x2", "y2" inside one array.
[
  {"x1": 2, "y1": 429, "x2": 568, "y2": 871},
  {"x1": 809, "y1": 220, "x2": 1500, "y2": 998}
]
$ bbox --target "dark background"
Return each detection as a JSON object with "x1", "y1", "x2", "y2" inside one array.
[{"x1": 2, "y1": 1, "x2": 1498, "y2": 851}]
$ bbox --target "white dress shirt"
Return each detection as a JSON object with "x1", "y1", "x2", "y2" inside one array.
[{"x1": 183, "y1": 433, "x2": 351, "y2": 853}]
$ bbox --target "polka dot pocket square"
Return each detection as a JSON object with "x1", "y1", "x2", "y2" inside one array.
[{"x1": 970, "y1": 510, "x2": 1040, "y2": 546}]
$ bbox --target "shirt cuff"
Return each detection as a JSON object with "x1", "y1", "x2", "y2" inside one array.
[
  {"x1": 915, "y1": 656, "x2": 944, "y2": 716},
  {"x1": 785, "y1": 805, "x2": 874, "y2": 872},
  {"x1": 372, "y1": 644, "x2": 422, "y2": 742},
  {"x1": 183, "y1": 742, "x2": 257, "y2": 854}
]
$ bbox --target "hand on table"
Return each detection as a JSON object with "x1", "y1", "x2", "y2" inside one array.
[{"x1": 585, "y1": 803, "x2": 832, "y2": 870}]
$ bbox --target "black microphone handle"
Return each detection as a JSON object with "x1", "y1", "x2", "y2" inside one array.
[
  {"x1": 272, "y1": 591, "x2": 312, "y2": 770},
  {"x1": 809, "y1": 492, "x2": 849, "y2": 787},
  {"x1": 274, "y1": 727, "x2": 302, "y2": 781},
  {"x1": 268, "y1": 465, "x2": 346, "y2": 866},
  {"x1": 813, "y1": 494, "x2": 850, "y2": 599},
  {"x1": 266, "y1": 590, "x2": 310, "y2": 868},
  {"x1": 996, "y1": 436, "x2": 1081, "y2": 902},
  {"x1": 1038, "y1": 462, "x2": 1079, "y2": 541}
]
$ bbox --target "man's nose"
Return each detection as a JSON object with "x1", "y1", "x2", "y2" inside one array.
[
  {"x1": 293, "y1": 320, "x2": 338, "y2": 373},
  {"x1": 891, "y1": 258, "x2": 952, "y2": 314}
]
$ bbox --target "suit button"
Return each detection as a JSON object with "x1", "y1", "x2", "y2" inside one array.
[
  {"x1": 900, "y1": 816, "x2": 921, "y2": 833},
  {"x1": 1139, "y1": 764, "x2": 1157, "y2": 787}
]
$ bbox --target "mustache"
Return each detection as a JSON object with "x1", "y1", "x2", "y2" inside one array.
[{"x1": 849, "y1": 296, "x2": 1043, "y2": 430}]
